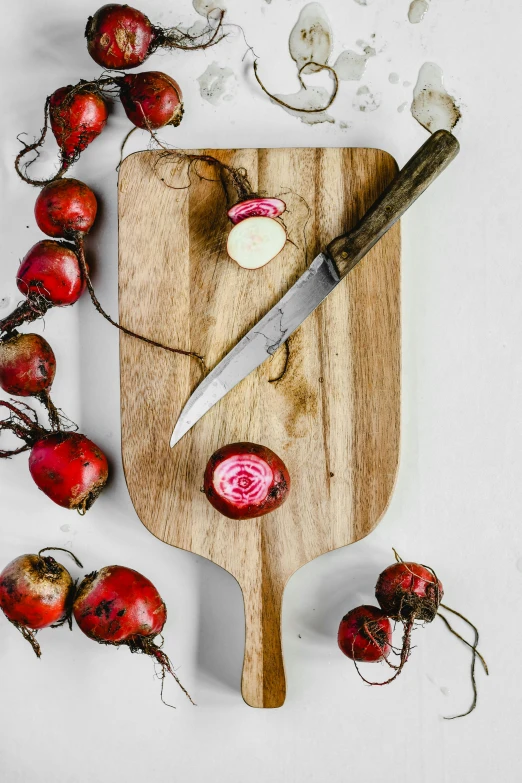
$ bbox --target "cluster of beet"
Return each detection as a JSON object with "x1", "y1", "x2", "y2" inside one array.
[
  {"x1": 338, "y1": 556, "x2": 488, "y2": 719},
  {"x1": 0, "y1": 547, "x2": 193, "y2": 705}
]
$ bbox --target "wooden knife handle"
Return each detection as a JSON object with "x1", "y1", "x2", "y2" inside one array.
[{"x1": 327, "y1": 129, "x2": 460, "y2": 279}]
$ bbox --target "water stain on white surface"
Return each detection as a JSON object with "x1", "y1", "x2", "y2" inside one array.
[
  {"x1": 403, "y1": 80, "x2": 412, "y2": 87},
  {"x1": 289, "y1": 2, "x2": 333, "y2": 74},
  {"x1": 408, "y1": 0, "x2": 430, "y2": 24},
  {"x1": 272, "y1": 86, "x2": 335, "y2": 124},
  {"x1": 0, "y1": 296, "x2": 10, "y2": 310},
  {"x1": 389, "y1": 72, "x2": 400, "y2": 84},
  {"x1": 193, "y1": 0, "x2": 225, "y2": 17},
  {"x1": 516, "y1": 556, "x2": 522, "y2": 573},
  {"x1": 60, "y1": 524, "x2": 71, "y2": 533},
  {"x1": 353, "y1": 0, "x2": 376, "y2": 5},
  {"x1": 411, "y1": 62, "x2": 461, "y2": 132},
  {"x1": 198, "y1": 62, "x2": 237, "y2": 105},
  {"x1": 334, "y1": 44, "x2": 375, "y2": 81},
  {"x1": 397, "y1": 101, "x2": 408, "y2": 113},
  {"x1": 353, "y1": 85, "x2": 381, "y2": 112}
]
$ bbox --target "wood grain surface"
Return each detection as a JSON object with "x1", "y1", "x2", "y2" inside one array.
[{"x1": 118, "y1": 148, "x2": 401, "y2": 708}]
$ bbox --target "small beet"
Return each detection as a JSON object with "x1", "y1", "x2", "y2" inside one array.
[
  {"x1": 74, "y1": 565, "x2": 194, "y2": 705},
  {"x1": 49, "y1": 85, "x2": 108, "y2": 167},
  {"x1": 35, "y1": 179, "x2": 97, "y2": 239},
  {"x1": 204, "y1": 442, "x2": 290, "y2": 520},
  {"x1": 0, "y1": 548, "x2": 81, "y2": 657},
  {"x1": 85, "y1": 3, "x2": 224, "y2": 71},
  {"x1": 85, "y1": 4, "x2": 157, "y2": 70},
  {"x1": 375, "y1": 561, "x2": 443, "y2": 623},
  {"x1": 0, "y1": 333, "x2": 56, "y2": 397},
  {"x1": 17, "y1": 240, "x2": 84, "y2": 308},
  {"x1": 118, "y1": 71, "x2": 183, "y2": 130},
  {"x1": 29, "y1": 432, "x2": 109, "y2": 513},
  {"x1": 227, "y1": 197, "x2": 286, "y2": 225},
  {"x1": 338, "y1": 605, "x2": 392, "y2": 662}
]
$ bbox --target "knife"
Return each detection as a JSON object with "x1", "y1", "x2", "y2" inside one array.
[{"x1": 170, "y1": 129, "x2": 459, "y2": 447}]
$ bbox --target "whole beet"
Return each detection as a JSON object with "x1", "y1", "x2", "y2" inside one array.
[
  {"x1": 0, "y1": 333, "x2": 56, "y2": 397},
  {"x1": 35, "y1": 179, "x2": 97, "y2": 239},
  {"x1": 118, "y1": 71, "x2": 183, "y2": 130}
]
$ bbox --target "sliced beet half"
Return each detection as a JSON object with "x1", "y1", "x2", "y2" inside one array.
[
  {"x1": 227, "y1": 197, "x2": 286, "y2": 225},
  {"x1": 227, "y1": 216, "x2": 286, "y2": 269},
  {"x1": 203, "y1": 442, "x2": 290, "y2": 520}
]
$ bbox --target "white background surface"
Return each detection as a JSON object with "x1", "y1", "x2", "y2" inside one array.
[{"x1": 1, "y1": 1, "x2": 521, "y2": 781}]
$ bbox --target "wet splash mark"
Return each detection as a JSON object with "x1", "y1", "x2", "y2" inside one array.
[
  {"x1": 333, "y1": 42, "x2": 376, "y2": 82},
  {"x1": 198, "y1": 62, "x2": 237, "y2": 105},
  {"x1": 289, "y1": 2, "x2": 332, "y2": 74},
  {"x1": 389, "y1": 72, "x2": 399, "y2": 84},
  {"x1": 408, "y1": 0, "x2": 430, "y2": 24},
  {"x1": 353, "y1": 85, "x2": 381, "y2": 112},
  {"x1": 411, "y1": 62, "x2": 461, "y2": 132}
]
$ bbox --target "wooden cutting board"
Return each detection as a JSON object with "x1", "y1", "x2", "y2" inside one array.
[{"x1": 118, "y1": 148, "x2": 400, "y2": 708}]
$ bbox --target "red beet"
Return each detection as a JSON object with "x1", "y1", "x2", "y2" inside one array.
[
  {"x1": 0, "y1": 548, "x2": 81, "y2": 657},
  {"x1": 204, "y1": 442, "x2": 290, "y2": 520},
  {"x1": 85, "y1": 3, "x2": 224, "y2": 70},
  {"x1": 376, "y1": 561, "x2": 443, "y2": 623},
  {"x1": 49, "y1": 85, "x2": 108, "y2": 167},
  {"x1": 118, "y1": 71, "x2": 183, "y2": 130},
  {"x1": 74, "y1": 565, "x2": 194, "y2": 704},
  {"x1": 35, "y1": 179, "x2": 97, "y2": 239},
  {"x1": 227, "y1": 197, "x2": 286, "y2": 225},
  {"x1": 338, "y1": 605, "x2": 392, "y2": 662},
  {"x1": 85, "y1": 4, "x2": 156, "y2": 69},
  {"x1": 0, "y1": 333, "x2": 56, "y2": 397},
  {"x1": 29, "y1": 432, "x2": 109, "y2": 512},
  {"x1": 17, "y1": 240, "x2": 84, "y2": 307}
]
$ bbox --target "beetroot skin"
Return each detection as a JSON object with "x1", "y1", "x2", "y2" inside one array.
[
  {"x1": 338, "y1": 605, "x2": 393, "y2": 662},
  {"x1": 375, "y1": 562, "x2": 443, "y2": 623},
  {"x1": 35, "y1": 179, "x2": 97, "y2": 239},
  {"x1": 49, "y1": 85, "x2": 108, "y2": 165},
  {"x1": 29, "y1": 432, "x2": 109, "y2": 512},
  {"x1": 17, "y1": 240, "x2": 84, "y2": 307},
  {"x1": 73, "y1": 565, "x2": 166, "y2": 644},
  {"x1": 204, "y1": 442, "x2": 290, "y2": 520},
  {"x1": 118, "y1": 71, "x2": 183, "y2": 130},
  {"x1": 85, "y1": 4, "x2": 156, "y2": 70},
  {"x1": 0, "y1": 333, "x2": 56, "y2": 397}
]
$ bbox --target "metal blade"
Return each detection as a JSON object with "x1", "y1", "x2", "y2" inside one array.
[{"x1": 170, "y1": 252, "x2": 340, "y2": 446}]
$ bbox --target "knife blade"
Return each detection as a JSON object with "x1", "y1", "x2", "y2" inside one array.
[{"x1": 171, "y1": 129, "x2": 459, "y2": 447}]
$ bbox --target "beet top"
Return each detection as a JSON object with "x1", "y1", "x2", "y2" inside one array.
[{"x1": 375, "y1": 561, "x2": 443, "y2": 623}]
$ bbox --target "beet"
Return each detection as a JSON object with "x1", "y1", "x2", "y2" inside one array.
[
  {"x1": 0, "y1": 548, "x2": 82, "y2": 657},
  {"x1": 17, "y1": 240, "x2": 84, "y2": 307},
  {"x1": 85, "y1": 4, "x2": 157, "y2": 70},
  {"x1": 0, "y1": 400, "x2": 108, "y2": 513},
  {"x1": 0, "y1": 333, "x2": 56, "y2": 397},
  {"x1": 73, "y1": 565, "x2": 194, "y2": 704},
  {"x1": 376, "y1": 561, "x2": 443, "y2": 623},
  {"x1": 29, "y1": 432, "x2": 109, "y2": 512},
  {"x1": 35, "y1": 179, "x2": 97, "y2": 239},
  {"x1": 204, "y1": 442, "x2": 290, "y2": 520},
  {"x1": 85, "y1": 3, "x2": 224, "y2": 71},
  {"x1": 49, "y1": 85, "x2": 108, "y2": 167},
  {"x1": 227, "y1": 197, "x2": 286, "y2": 225},
  {"x1": 338, "y1": 605, "x2": 392, "y2": 662},
  {"x1": 118, "y1": 71, "x2": 183, "y2": 130}
]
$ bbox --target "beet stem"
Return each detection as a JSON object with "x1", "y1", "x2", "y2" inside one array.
[
  {"x1": 0, "y1": 297, "x2": 51, "y2": 336},
  {"x1": 74, "y1": 235, "x2": 206, "y2": 368},
  {"x1": 253, "y1": 60, "x2": 339, "y2": 114},
  {"x1": 154, "y1": 10, "x2": 225, "y2": 52},
  {"x1": 38, "y1": 547, "x2": 83, "y2": 569}
]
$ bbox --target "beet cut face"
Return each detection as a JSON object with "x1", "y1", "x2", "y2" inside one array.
[{"x1": 204, "y1": 442, "x2": 290, "y2": 520}]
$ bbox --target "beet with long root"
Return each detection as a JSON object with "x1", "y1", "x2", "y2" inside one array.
[
  {"x1": 0, "y1": 547, "x2": 82, "y2": 657},
  {"x1": 0, "y1": 401, "x2": 108, "y2": 513},
  {"x1": 85, "y1": 3, "x2": 224, "y2": 70},
  {"x1": 204, "y1": 442, "x2": 290, "y2": 520},
  {"x1": 338, "y1": 605, "x2": 392, "y2": 663},
  {"x1": 16, "y1": 84, "x2": 109, "y2": 187},
  {"x1": 73, "y1": 565, "x2": 194, "y2": 706}
]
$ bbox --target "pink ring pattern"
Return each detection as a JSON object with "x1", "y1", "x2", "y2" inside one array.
[{"x1": 213, "y1": 454, "x2": 274, "y2": 508}]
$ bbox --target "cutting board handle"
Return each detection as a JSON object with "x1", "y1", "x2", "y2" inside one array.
[
  {"x1": 240, "y1": 575, "x2": 286, "y2": 708},
  {"x1": 328, "y1": 129, "x2": 460, "y2": 278}
]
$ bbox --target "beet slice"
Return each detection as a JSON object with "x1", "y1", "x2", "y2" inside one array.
[
  {"x1": 227, "y1": 197, "x2": 286, "y2": 225},
  {"x1": 227, "y1": 216, "x2": 287, "y2": 269}
]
